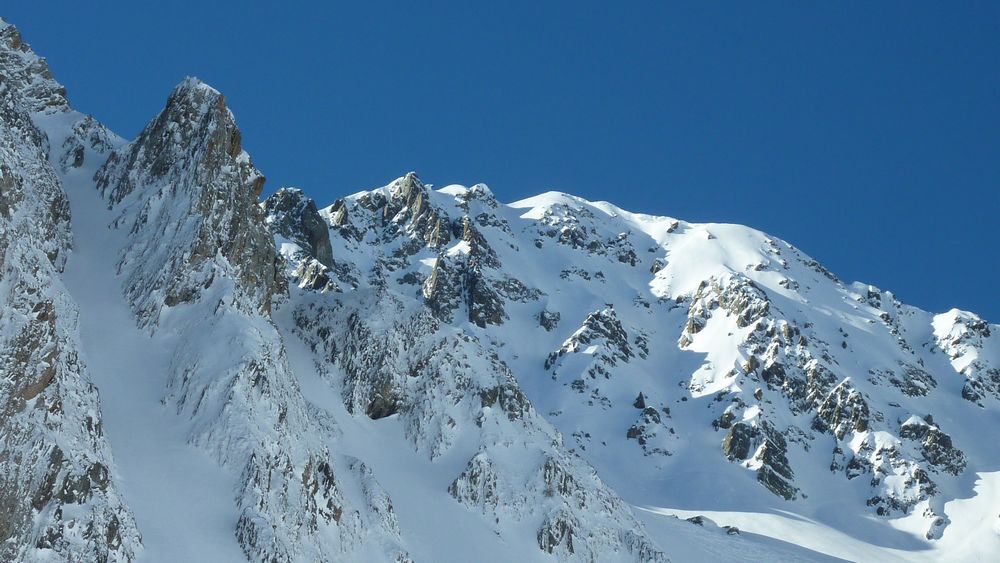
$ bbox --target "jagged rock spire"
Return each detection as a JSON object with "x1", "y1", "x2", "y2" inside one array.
[
  {"x1": 95, "y1": 76, "x2": 281, "y2": 323},
  {"x1": 0, "y1": 19, "x2": 69, "y2": 113},
  {"x1": 98, "y1": 76, "x2": 259, "y2": 204}
]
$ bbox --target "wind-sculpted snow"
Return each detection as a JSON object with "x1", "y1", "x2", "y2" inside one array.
[{"x1": 0, "y1": 22, "x2": 139, "y2": 562}]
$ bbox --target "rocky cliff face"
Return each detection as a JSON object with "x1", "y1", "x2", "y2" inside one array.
[
  {"x1": 261, "y1": 187, "x2": 337, "y2": 291},
  {"x1": 0, "y1": 19, "x2": 139, "y2": 562},
  {"x1": 0, "y1": 22, "x2": 68, "y2": 114},
  {"x1": 93, "y1": 78, "x2": 410, "y2": 563},
  {"x1": 95, "y1": 78, "x2": 282, "y2": 326}
]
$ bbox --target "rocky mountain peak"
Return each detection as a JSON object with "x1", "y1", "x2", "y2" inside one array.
[
  {"x1": 94, "y1": 76, "x2": 281, "y2": 324},
  {"x1": 393, "y1": 171, "x2": 423, "y2": 197},
  {"x1": 88, "y1": 76, "x2": 410, "y2": 561},
  {"x1": 97, "y1": 76, "x2": 253, "y2": 204},
  {"x1": 0, "y1": 20, "x2": 69, "y2": 114}
]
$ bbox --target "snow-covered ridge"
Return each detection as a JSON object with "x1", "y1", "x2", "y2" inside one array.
[
  {"x1": 288, "y1": 174, "x2": 1000, "y2": 561},
  {"x1": 3, "y1": 14, "x2": 1000, "y2": 563}
]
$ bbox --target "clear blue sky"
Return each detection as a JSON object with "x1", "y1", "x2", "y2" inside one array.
[{"x1": 6, "y1": 2, "x2": 999, "y2": 320}]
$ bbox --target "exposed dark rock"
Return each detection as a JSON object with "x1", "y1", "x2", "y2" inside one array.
[
  {"x1": 899, "y1": 418, "x2": 967, "y2": 475},
  {"x1": 95, "y1": 77, "x2": 283, "y2": 322},
  {"x1": 649, "y1": 258, "x2": 665, "y2": 274},
  {"x1": 479, "y1": 383, "x2": 531, "y2": 420},
  {"x1": 723, "y1": 423, "x2": 756, "y2": 461},
  {"x1": 813, "y1": 381, "x2": 870, "y2": 440},
  {"x1": 537, "y1": 509, "x2": 577, "y2": 555},
  {"x1": 262, "y1": 187, "x2": 335, "y2": 267},
  {"x1": 633, "y1": 392, "x2": 647, "y2": 409},
  {"x1": 538, "y1": 309, "x2": 561, "y2": 331},
  {"x1": 447, "y1": 452, "x2": 499, "y2": 510},
  {"x1": 546, "y1": 307, "x2": 634, "y2": 375}
]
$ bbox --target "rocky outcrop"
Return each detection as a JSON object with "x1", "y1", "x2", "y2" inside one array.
[
  {"x1": 262, "y1": 187, "x2": 334, "y2": 267},
  {"x1": 626, "y1": 397, "x2": 674, "y2": 457},
  {"x1": 679, "y1": 275, "x2": 770, "y2": 348},
  {"x1": 546, "y1": 307, "x2": 637, "y2": 377},
  {"x1": 721, "y1": 423, "x2": 797, "y2": 500},
  {"x1": 291, "y1": 278, "x2": 667, "y2": 560},
  {"x1": 812, "y1": 381, "x2": 870, "y2": 439},
  {"x1": 543, "y1": 307, "x2": 650, "y2": 415},
  {"x1": 899, "y1": 416, "x2": 966, "y2": 475},
  {"x1": 933, "y1": 309, "x2": 1000, "y2": 403},
  {"x1": 262, "y1": 187, "x2": 342, "y2": 291}
]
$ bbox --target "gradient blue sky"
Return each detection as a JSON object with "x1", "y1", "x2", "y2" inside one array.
[{"x1": 6, "y1": 2, "x2": 999, "y2": 320}]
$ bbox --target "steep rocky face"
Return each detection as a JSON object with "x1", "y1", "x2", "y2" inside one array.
[
  {"x1": 275, "y1": 181, "x2": 667, "y2": 561},
  {"x1": 0, "y1": 21, "x2": 68, "y2": 114},
  {"x1": 261, "y1": 187, "x2": 338, "y2": 291},
  {"x1": 94, "y1": 78, "x2": 282, "y2": 325},
  {"x1": 262, "y1": 187, "x2": 334, "y2": 268},
  {"x1": 93, "y1": 79, "x2": 409, "y2": 562},
  {"x1": 0, "y1": 20, "x2": 139, "y2": 562}
]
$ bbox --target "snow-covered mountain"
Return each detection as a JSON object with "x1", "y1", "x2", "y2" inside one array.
[{"x1": 2, "y1": 17, "x2": 999, "y2": 562}]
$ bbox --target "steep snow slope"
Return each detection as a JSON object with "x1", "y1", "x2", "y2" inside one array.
[
  {"x1": 0, "y1": 19, "x2": 139, "y2": 561},
  {"x1": 56, "y1": 114, "x2": 247, "y2": 562},
  {"x1": 277, "y1": 297, "x2": 846, "y2": 563},
  {"x1": 275, "y1": 312, "x2": 553, "y2": 562}
]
